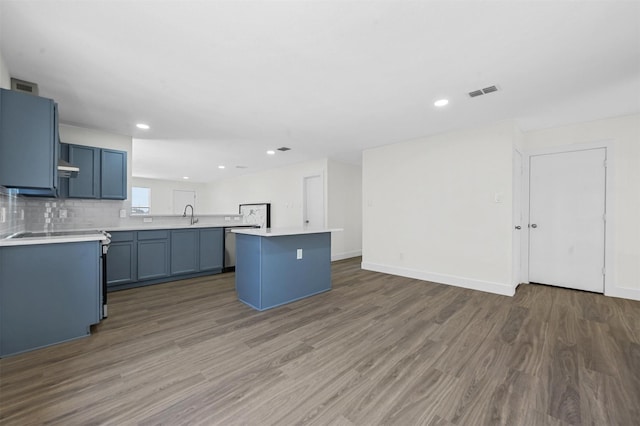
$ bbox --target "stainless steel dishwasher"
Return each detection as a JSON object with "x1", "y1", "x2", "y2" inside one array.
[{"x1": 224, "y1": 226, "x2": 256, "y2": 272}]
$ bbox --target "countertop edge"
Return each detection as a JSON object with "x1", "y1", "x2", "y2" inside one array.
[
  {"x1": 0, "y1": 235, "x2": 107, "y2": 247},
  {"x1": 232, "y1": 228, "x2": 343, "y2": 237}
]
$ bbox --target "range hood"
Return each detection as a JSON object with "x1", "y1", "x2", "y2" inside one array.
[{"x1": 58, "y1": 159, "x2": 79, "y2": 178}]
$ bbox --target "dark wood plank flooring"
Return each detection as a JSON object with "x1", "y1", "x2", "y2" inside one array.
[{"x1": 1, "y1": 257, "x2": 638, "y2": 425}]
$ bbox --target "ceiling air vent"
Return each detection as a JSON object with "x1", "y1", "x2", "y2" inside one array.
[
  {"x1": 11, "y1": 78, "x2": 39, "y2": 96},
  {"x1": 277, "y1": 147, "x2": 291, "y2": 152},
  {"x1": 468, "y1": 85, "x2": 499, "y2": 98}
]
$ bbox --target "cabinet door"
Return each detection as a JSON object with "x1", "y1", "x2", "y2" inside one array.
[
  {"x1": 68, "y1": 145, "x2": 100, "y2": 198},
  {"x1": 199, "y1": 228, "x2": 223, "y2": 272},
  {"x1": 171, "y1": 229, "x2": 199, "y2": 275},
  {"x1": 0, "y1": 242, "x2": 100, "y2": 357},
  {"x1": 137, "y1": 239, "x2": 169, "y2": 280},
  {"x1": 106, "y1": 241, "x2": 136, "y2": 286},
  {"x1": 101, "y1": 149, "x2": 127, "y2": 200},
  {"x1": 0, "y1": 89, "x2": 57, "y2": 190}
]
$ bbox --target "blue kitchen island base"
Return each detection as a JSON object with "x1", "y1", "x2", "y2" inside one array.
[{"x1": 235, "y1": 230, "x2": 332, "y2": 311}]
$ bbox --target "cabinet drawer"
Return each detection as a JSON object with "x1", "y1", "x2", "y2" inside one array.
[
  {"x1": 109, "y1": 231, "x2": 135, "y2": 242},
  {"x1": 137, "y1": 230, "x2": 169, "y2": 240}
]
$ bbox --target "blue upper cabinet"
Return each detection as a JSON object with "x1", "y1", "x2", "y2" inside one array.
[
  {"x1": 100, "y1": 149, "x2": 127, "y2": 200},
  {"x1": 63, "y1": 144, "x2": 127, "y2": 200},
  {"x1": 68, "y1": 144, "x2": 100, "y2": 198},
  {"x1": 0, "y1": 89, "x2": 59, "y2": 195}
]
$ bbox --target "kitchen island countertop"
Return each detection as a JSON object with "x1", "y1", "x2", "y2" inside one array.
[{"x1": 232, "y1": 227, "x2": 342, "y2": 237}]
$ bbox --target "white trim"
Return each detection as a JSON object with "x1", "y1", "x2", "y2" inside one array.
[
  {"x1": 332, "y1": 250, "x2": 362, "y2": 262},
  {"x1": 522, "y1": 140, "x2": 615, "y2": 296},
  {"x1": 361, "y1": 261, "x2": 516, "y2": 297},
  {"x1": 605, "y1": 285, "x2": 640, "y2": 302}
]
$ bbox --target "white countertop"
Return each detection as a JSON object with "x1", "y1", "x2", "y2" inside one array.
[
  {"x1": 0, "y1": 223, "x2": 257, "y2": 246},
  {"x1": 106, "y1": 222, "x2": 246, "y2": 232},
  {"x1": 0, "y1": 232, "x2": 108, "y2": 247},
  {"x1": 231, "y1": 227, "x2": 342, "y2": 237}
]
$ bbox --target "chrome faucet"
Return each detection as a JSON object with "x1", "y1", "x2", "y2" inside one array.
[{"x1": 182, "y1": 204, "x2": 198, "y2": 225}]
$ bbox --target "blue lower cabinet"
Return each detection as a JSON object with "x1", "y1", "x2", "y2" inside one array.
[
  {"x1": 106, "y1": 231, "x2": 136, "y2": 287},
  {"x1": 171, "y1": 229, "x2": 199, "y2": 275},
  {"x1": 138, "y1": 239, "x2": 169, "y2": 281},
  {"x1": 0, "y1": 241, "x2": 101, "y2": 357},
  {"x1": 199, "y1": 228, "x2": 223, "y2": 271},
  {"x1": 236, "y1": 232, "x2": 332, "y2": 311},
  {"x1": 106, "y1": 227, "x2": 224, "y2": 291},
  {"x1": 106, "y1": 241, "x2": 136, "y2": 286}
]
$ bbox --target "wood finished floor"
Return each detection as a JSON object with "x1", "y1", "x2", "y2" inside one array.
[{"x1": 1, "y1": 257, "x2": 639, "y2": 425}]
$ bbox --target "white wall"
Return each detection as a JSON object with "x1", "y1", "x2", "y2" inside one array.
[
  {"x1": 205, "y1": 158, "x2": 328, "y2": 226},
  {"x1": 205, "y1": 158, "x2": 363, "y2": 260},
  {"x1": 523, "y1": 114, "x2": 640, "y2": 300},
  {"x1": 131, "y1": 177, "x2": 209, "y2": 215},
  {"x1": 362, "y1": 121, "x2": 516, "y2": 296},
  {"x1": 0, "y1": 49, "x2": 10, "y2": 89},
  {"x1": 328, "y1": 160, "x2": 362, "y2": 260}
]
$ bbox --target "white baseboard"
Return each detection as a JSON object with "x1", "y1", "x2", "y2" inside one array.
[
  {"x1": 605, "y1": 285, "x2": 640, "y2": 301},
  {"x1": 332, "y1": 250, "x2": 362, "y2": 262},
  {"x1": 361, "y1": 261, "x2": 516, "y2": 297}
]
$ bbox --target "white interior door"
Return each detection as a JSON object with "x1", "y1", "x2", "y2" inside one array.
[
  {"x1": 528, "y1": 148, "x2": 606, "y2": 292},
  {"x1": 303, "y1": 174, "x2": 324, "y2": 227},
  {"x1": 173, "y1": 190, "x2": 196, "y2": 215}
]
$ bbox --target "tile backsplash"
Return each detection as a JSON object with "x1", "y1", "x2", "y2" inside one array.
[
  {"x1": 0, "y1": 186, "x2": 243, "y2": 237},
  {"x1": 0, "y1": 186, "x2": 129, "y2": 236},
  {"x1": 0, "y1": 187, "x2": 25, "y2": 237},
  {"x1": 23, "y1": 198, "x2": 129, "y2": 232}
]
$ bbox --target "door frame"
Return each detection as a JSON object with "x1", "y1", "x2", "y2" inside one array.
[
  {"x1": 512, "y1": 148, "x2": 524, "y2": 287},
  {"x1": 302, "y1": 172, "x2": 326, "y2": 228},
  {"x1": 522, "y1": 140, "x2": 615, "y2": 295}
]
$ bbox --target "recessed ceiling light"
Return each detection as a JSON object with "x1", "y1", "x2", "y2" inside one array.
[
  {"x1": 183, "y1": 176, "x2": 189, "y2": 180},
  {"x1": 434, "y1": 99, "x2": 449, "y2": 107},
  {"x1": 266, "y1": 150, "x2": 275, "y2": 155},
  {"x1": 218, "y1": 165, "x2": 225, "y2": 169},
  {"x1": 136, "y1": 123, "x2": 150, "y2": 130}
]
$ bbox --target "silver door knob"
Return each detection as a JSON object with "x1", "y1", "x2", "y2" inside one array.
[
  {"x1": 515, "y1": 226, "x2": 521, "y2": 230},
  {"x1": 531, "y1": 224, "x2": 537, "y2": 228}
]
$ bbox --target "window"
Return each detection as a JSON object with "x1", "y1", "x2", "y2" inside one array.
[{"x1": 131, "y1": 187, "x2": 151, "y2": 214}]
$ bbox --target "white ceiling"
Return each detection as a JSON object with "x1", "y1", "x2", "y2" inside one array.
[{"x1": 1, "y1": 1, "x2": 639, "y2": 183}]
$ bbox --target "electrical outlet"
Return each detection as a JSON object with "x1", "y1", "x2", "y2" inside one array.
[
  {"x1": 296, "y1": 249, "x2": 303, "y2": 260},
  {"x1": 143, "y1": 217, "x2": 153, "y2": 223},
  {"x1": 59, "y1": 209, "x2": 67, "y2": 219},
  {"x1": 119, "y1": 209, "x2": 126, "y2": 218}
]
